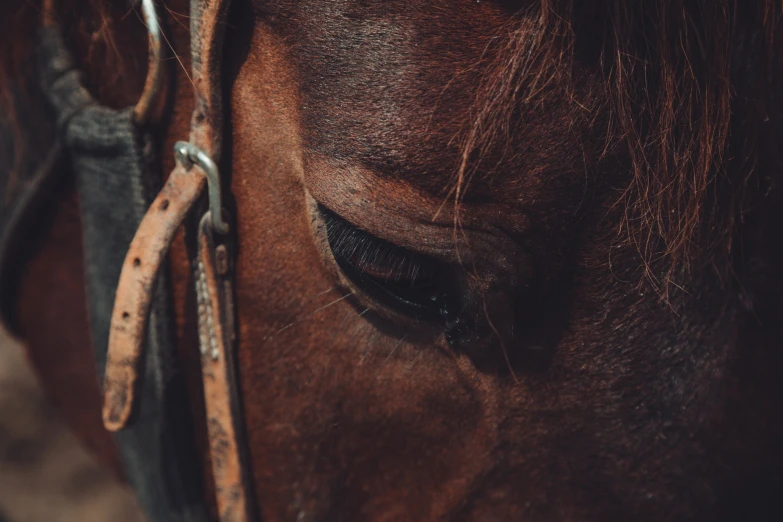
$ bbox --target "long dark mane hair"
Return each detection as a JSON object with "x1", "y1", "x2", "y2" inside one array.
[
  {"x1": 458, "y1": 0, "x2": 783, "y2": 300},
  {"x1": 2, "y1": 0, "x2": 782, "y2": 298}
]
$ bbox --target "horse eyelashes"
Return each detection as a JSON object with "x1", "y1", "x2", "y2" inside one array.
[
  {"x1": 319, "y1": 204, "x2": 429, "y2": 285},
  {"x1": 318, "y1": 204, "x2": 452, "y2": 322}
]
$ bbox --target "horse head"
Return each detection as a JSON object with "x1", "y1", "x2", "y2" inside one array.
[{"x1": 1, "y1": 1, "x2": 782, "y2": 520}]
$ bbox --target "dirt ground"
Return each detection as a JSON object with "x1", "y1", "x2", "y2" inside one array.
[{"x1": 0, "y1": 327, "x2": 145, "y2": 522}]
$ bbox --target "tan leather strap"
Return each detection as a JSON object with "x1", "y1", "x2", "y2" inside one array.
[
  {"x1": 194, "y1": 213, "x2": 251, "y2": 522},
  {"x1": 102, "y1": 0, "x2": 252, "y2": 521},
  {"x1": 101, "y1": 0, "x2": 230, "y2": 433},
  {"x1": 104, "y1": 165, "x2": 253, "y2": 522},
  {"x1": 103, "y1": 166, "x2": 205, "y2": 430},
  {"x1": 189, "y1": 0, "x2": 232, "y2": 160}
]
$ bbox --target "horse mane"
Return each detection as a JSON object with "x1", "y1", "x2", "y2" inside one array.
[
  {"x1": 603, "y1": 0, "x2": 781, "y2": 297},
  {"x1": 462, "y1": 0, "x2": 782, "y2": 298},
  {"x1": 2, "y1": 0, "x2": 781, "y2": 298}
]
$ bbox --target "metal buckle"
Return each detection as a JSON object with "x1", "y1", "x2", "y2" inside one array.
[
  {"x1": 174, "y1": 141, "x2": 230, "y2": 234},
  {"x1": 132, "y1": 0, "x2": 163, "y2": 125}
]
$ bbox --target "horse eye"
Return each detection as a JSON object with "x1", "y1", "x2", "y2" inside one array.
[{"x1": 318, "y1": 204, "x2": 455, "y2": 322}]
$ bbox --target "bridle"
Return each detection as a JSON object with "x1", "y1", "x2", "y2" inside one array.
[
  {"x1": 3, "y1": 1, "x2": 781, "y2": 521},
  {"x1": 34, "y1": 0, "x2": 252, "y2": 521},
  {"x1": 102, "y1": 0, "x2": 253, "y2": 519},
  {"x1": 107, "y1": 0, "x2": 252, "y2": 520}
]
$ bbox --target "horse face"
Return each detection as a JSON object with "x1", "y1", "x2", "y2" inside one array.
[{"x1": 223, "y1": 1, "x2": 782, "y2": 520}]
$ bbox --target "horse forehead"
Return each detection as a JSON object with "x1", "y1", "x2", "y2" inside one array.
[
  {"x1": 263, "y1": 0, "x2": 511, "y2": 25},
  {"x1": 276, "y1": 0, "x2": 508, "y2": 141},
  {"x1": 250, "y1": 0, "x2": 589, "y2": 208}
]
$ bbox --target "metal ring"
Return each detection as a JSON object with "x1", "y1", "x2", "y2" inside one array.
[
  {"x1": 132, "y1": 0, "x2": 164, "y2": 125},
  {"x1": 174, "y1": 141, "x2": 230, "y2": 234}
]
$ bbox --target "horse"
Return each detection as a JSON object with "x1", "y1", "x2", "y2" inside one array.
[{"x1": 1, "y1": 0, "x2": 782, "y2": 520}]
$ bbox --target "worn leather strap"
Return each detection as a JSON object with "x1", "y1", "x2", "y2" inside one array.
[
  {"x1": 189, "y1": 0, "x2": 232, "y2": 160},
  {"x1": 102, "y1": 0, "x2": 230, "y2": 429},
  {"x1": 102, "y1": 0, "x2": 252, "y2": 521},
  {"x1": 34, "y1": 2, "x2": 213, "y2": 522},
  {"x1": 195, "y1": 212, "x2": 252, "y2": 522},
  {"x1": 103, "y1": 166, "x2": 206, "y2": 430}
]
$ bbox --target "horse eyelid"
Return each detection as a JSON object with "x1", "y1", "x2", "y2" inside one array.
[
  {"x1": 319, "y1": 204, "x2": 430, "y2": 284},
  {"x1": 317, "y1": 204, "x2": 453, "y2": 322}
]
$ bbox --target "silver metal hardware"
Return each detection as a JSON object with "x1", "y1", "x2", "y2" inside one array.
[{"x1": 174, "y1": 141, "x2": 230, "y2": 234}]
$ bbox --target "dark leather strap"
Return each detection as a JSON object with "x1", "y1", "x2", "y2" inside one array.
[{"x1": 27, "y1": 4, "x2": 213, "y2": 522}]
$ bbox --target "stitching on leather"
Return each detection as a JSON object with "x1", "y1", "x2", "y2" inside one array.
[{"x1": 196, "y1": 260, "x2": 219, "y2": 360}]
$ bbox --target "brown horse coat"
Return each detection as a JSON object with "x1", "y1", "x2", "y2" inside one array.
[{"x1": 2, "y1": 0, "x2": 783, "y2": 521}]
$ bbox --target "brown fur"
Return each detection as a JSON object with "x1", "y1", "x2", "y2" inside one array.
[
  {"x1": 15, "y1": 189, "x2": 125, "y2": 479},
  {"x1": 2, "y1": 1, "x2": 783, "y2": 521}
]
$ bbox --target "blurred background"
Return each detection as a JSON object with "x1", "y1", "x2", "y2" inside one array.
[{"x1": 0, "y1": 327, "x2": 145, "y2": 522}]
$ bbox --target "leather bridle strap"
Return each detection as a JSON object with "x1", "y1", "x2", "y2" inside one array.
[{"x1": 101, "y1": 0, "x2": 252, "y2": 521}]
